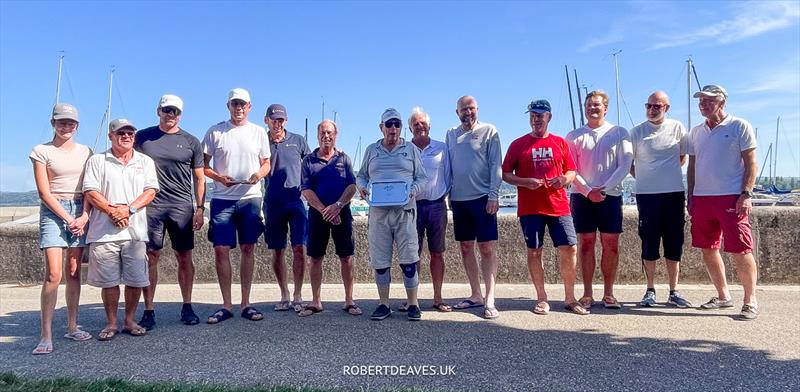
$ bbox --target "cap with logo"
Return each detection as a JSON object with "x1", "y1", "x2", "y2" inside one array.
[
  {"x1": 266, "y1": 104, "x2": 287, "y2": 120},
  {"x1": 693, "y1": 84, "x2": 728, "y2": 99},
  {"x1": 158, "y1": 94, "x2": 184, "y2": 112},
  {"x1": 525, "y1": 99, "x2": 552, "y2": 114},
  {"x1": 52, "y1": 103, "x2": 80, "y2": 122},
  {"x1": 381, "y1": 108, "x2": 402, "y2": 123},
  {"x1": 228, "y1": 88, "x2": 251, "y2": 103},
  {"x1": 109, "y1": 118, "x2": 137, "y2": 133}
]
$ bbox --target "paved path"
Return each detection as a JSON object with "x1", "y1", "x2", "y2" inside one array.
[{"x1": 1, "y1": 283, "x2": 799, "y2": 391}]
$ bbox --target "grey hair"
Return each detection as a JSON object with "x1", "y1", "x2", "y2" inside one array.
[
  {"x1": 317, "y1": 119, "x2": 338, "y2": 133},
  {"x1": 408, "y1": 106, "x2": 430, "y2": 125}
]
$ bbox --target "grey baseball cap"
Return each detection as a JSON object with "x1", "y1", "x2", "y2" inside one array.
[
  {"x1": 693, "y1": 84, "x2": 728, "y2": 99},
  {"x1": 109, "y1": 118, "x2": 137, "y2": 133},
  {"x1": 381, "y1": 108, "x2": 402, "y2": 123},
  {"x1": 52, "y1": 103, "x2": 79, "y2": 122}
]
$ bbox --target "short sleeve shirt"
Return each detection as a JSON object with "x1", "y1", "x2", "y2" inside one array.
[
  {"x1": 134, "y1": 126, "x2": 203, "y2": 207},
  {"x1": 629, "y1": 119, "x2": 687, "y2": 194},
  {"x1": 265, "y1": 131, "x2": 310, "y2": 204},
  {"x1": 502, "y1": 133, "x2": 576, "y2": 217},
  {"x1": 202, "y1": 120, "x2": 270, "y2": 201},
  {"x1": 29, "y1": 143, "x2": 92, "y2": 197},
  {"x1": 301, "y1": 148, "x2": 356, "y2": 206},
  {"x1": 688, "y1": 115, "x2": 757, "y2": 196}
]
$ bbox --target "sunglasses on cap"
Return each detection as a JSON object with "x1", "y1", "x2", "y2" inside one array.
[
  {"x1": 161, "y1": 106, "x2": 181, "y2": 116},
  {"x1": 384, "y1": 120, "x2": 402, "y2": 129}
]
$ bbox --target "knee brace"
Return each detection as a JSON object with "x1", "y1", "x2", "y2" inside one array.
[
  {"x1": 401, "y1": 262, "x2": 419, "y2": 289},
  {"x1": 374, "y1": 267, "x2": 391, "y2": 287}
]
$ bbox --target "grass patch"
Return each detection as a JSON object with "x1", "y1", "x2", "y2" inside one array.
[{"x1": 0, "y1": 372, "x2": 336, "y2": 392}]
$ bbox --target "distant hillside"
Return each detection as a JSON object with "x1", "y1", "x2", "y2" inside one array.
[{"x1": 0, "y1": 191, "x2": 39, "y2": 206}]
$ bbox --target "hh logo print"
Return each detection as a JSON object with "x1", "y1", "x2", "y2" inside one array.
[{"x1": 531, "y1": 147, "x2": 553, "y2": 160}]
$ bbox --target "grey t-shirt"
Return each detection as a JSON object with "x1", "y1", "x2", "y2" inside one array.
[{"x1": 134, "y1": 126, "x2": 204, "y2": 207}]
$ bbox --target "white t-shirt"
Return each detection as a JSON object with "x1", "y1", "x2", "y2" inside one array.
[
  {"x1": 688, "y1": 115, "x2": 757, "y2": 196},
  {"x1": 83, "y1": 150, "x2": 160, "y2": 243},
  {"x1": 630, "y1": 119, "x2": 687, "y2": 194},
  {"x1": 202, "y1": 120, "x2": 271, "y2": 200},
  {"x1": 566, "y1": 121, "x2": 633, "y2": 197}
]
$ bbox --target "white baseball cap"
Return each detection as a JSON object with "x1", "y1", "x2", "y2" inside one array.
[{"x1": 228, "y1": 88, "x2": 251, "y2": 103}]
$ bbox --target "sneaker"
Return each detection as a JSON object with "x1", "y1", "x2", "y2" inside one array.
[
  {"x1": 639, "y1": 290, "x2": 656, "y2": 307},
  {"x1": 180, "y1": 304, "x2": 200, "y2": 325},
  {"x1": 739, "y1": 304, "x2": 758, "y2": 320},
  {"x1": 370, "y1": 304, "x2": 393, "y2": 321},
  {"x1": 407, "y1": 305, "x2": 422, "y2": 321},
  {"x1": 698, "y1": 297, "x2": 734, "y2": 310},
  {"x1": 139, "y1": 309, "x2": 156, "y2": 330},
  {"x1": 668, "y1": 292, "x2": 693, "y2": 308}
]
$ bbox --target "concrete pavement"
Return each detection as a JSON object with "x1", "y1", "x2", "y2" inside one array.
[{"x1": 1, "y1": 283, "x2": 799, "y2": 391}]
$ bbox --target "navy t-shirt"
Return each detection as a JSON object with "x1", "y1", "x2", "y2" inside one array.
[
  {"x1": 134, "y1": 126, "x2": 204, "y2": 207},
  {"x1": 265, "y1": 131, "x2": 310, "y2": 204},
  {"x1": 300, "y1": 148, "x2": 356, "y2": 206}
]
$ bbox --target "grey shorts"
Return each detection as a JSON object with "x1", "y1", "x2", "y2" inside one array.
[
  {"x1": 367, "y1": 207, "x2": 419, "y2": 269},
  {"x1": 87, "y1": 240, "x2": 150, "y2": 288}
]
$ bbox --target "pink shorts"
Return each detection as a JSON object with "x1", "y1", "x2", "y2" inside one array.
[{"x1": 689, "y1": 195, "x2": 753, "y2": 253}]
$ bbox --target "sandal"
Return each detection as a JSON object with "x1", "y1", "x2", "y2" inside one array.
[
  {"x1": 299, "y1": 305, "x2": 323, "y2": 317},
  {"x1": 207, "y1": 308, "x2": 234, "y2": 324},
  {"x1": 532, "y1": 301, "x2": 550, "y2": 315},
  {"x1": 32, "y1": 341, "x2": 53, "y2": 355},
  {"x1": 564, "y1": 302, "x2": 590, "y2": 315},
  {"x1": 63, "y1": 329, "x2": 92, "y2": 341},
  {"x1": 241, "y1": 306, "x2": 264, "y2": 321},
  {"x1": 122, "y1": 326, "x2": 147, "y2": 336},
  {"x1": 578, "y1": 296, "x2": 595, "y2": 309},
  {"x1": 484, "y1": 307, "x2": 500, "y2": 319},
  {"x1": 274, "y1": 300, "x2": 291, "y2": 311},
  {"x1": 342, "y1": 304, "x2": 363, "y2": 316},
  {"x1": 97, "y1": 328, "x2": 118, "y2": 341},
  {"x1": 453, "y1": 299, "x2": 484, "y2": 309},
  {"x1": 603, "y1": 296, "x2": 622, "y2": 309},
  {"x1": 292, "y1": 301, "x2": 307, "y2": 313},
  {"x1": 432, "y1": 303, "x2": 453, "y2": 313}
]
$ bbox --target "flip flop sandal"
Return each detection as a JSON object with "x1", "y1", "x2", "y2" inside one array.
[
  {"x1": 274, "y1": 301, "x2": 291, "y2": 311},
  {"x1": 603, "y1": 296, "x2": 622, "y2": 309},
  {"x1": 453, "y1": 299, "x2": 484, "y2": 309},
  {"x1": 432, "y1": 303, "x2": 453, "y2": 313},
  {"x1": 97, "y1": 328, "x2": 118, "y2": 341},
  {"x1": 241, "y1": 306, "x2": 264, "y2": 321},
  {"x1": 532, "y1": 301, "x2": 550, "y2": 315},
  {"x1": 32, "y1": 341, "x2": 53, "y2": 355},
  {"x1": 578, "y1": 296, "x2": 595, "y2": 309},
  {"x1": 299, "y1": 306, "x2": 323, "y2": 317},
  {"x1": 484, "y1": 307, "x2": 501, "y2": 319},
  {"x1": 207, "y1": 308, "x2": 234, "y2": 324},
  {"x1": 292, "y1": 301, "x2": 307, "y2": 313},
  {"x1": 342, "y1": 304, "x2": 363, "y2": 316},
  {"x1": 564, "y1": 302, "x2": 590, "y2": 315},
  {"x1": 122, "y1": 326, "x2": 147, "y2": 336},
  {"x1": 64, "y1": 329, "x2": 92, "y2": 341}
]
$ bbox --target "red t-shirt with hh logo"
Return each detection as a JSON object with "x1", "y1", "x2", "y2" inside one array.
[{"x1": 502, "y1": 133, "x2": 576, "y2": 217}]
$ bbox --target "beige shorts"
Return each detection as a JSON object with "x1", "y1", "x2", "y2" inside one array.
[
  {"x1": 87, "y1": 240, "x2": 150, "y2": 288},
  {"x1": 367, "y1": 207, "x2": 419, "y2": 269}
]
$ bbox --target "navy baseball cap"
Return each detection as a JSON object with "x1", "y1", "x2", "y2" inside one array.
[
  {"x1": 266, "y1": 104, "x2": 287, "y2": 120},
  {"x1": 525, "y1": 99, "x2": 551, "y2": 114}
]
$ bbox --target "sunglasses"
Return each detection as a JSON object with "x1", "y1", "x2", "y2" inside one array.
[
  {"x1": 645, "y1": 103, "x2": 667, "y2": 110},
  {"x1": 114, "y1": 131, "x2": 135, "y2": 137},
  {"x1": 384, "y1": 120, "x2": 402, "y2": 129},
  {"x1": 161, "y1": 106, "x2": 181, "y2": 116}
]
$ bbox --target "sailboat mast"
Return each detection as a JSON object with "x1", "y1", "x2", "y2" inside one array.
[
  {"x1": 612, "y1": 50, "x2": 622, "y2": 124},
  {"x1": 55, "y1": 54, "x2": 64, "y2": 105},
  {"x1": 774, "y1": 116, "x2": 780, "y2": 185},
  {"x1": 687, "y1": 58, "x2": 692, "y2": 131},
  {"x1": 574, "y1": 69, "x2": 584, "y2": 126},
  {"x1": 565, "y1": 65, "x2": 576, "y2": 129}
]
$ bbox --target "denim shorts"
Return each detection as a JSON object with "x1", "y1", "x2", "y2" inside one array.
[
  {"x1": 39, "y1": 199, "x2": 87, "y2": 249},
  {"x1": 208, "y1": 198, "x2": 264, "y2": 248}
]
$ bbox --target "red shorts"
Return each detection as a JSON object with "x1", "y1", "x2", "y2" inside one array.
[{"x1": 689, "y1": 195, "x2": 753, "y2": 253}]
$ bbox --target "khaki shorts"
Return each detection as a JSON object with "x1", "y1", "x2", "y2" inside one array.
[
  {"x1": 87, "y1": 240, "x2": 150, "y2": 288},
  {"x1": 367, "y1": 207, "x2": 419, "y2": 269}
]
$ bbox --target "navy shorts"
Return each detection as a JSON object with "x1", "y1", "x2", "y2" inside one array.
[
  {"x1": 570, "y1": 193, "x2": 623, "y2": 234},
  {"x1": 636, "y1": 191, "x2": 685, "y2": 261},
  {"x1": 451, "y1": 195, "x2": 498, "y2": 242},
  {"x1": 519, "y1": 215, "x2": 577, "y2": 249},
  {"x1": 306, "y1": 207, "x2": 355, "y2": 259},
  {"x1": 416, "y1": 196, "x2": 447, "y2": 254},
  {"x1": 146, "y1": 205, "x2": 195, "y2": 252},
  {"x1": 264, "y1": 200, "x2": 307, "y2": 250},
  {"x1": 208, "y1": 198, "x2": 264, "y2": 248}
]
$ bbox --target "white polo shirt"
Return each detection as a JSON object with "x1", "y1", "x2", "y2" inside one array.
[
  {"x1": 688, "y1": 115, "x2": 757, "y2": 196},
  {"x1": 414, "y1": 139, "x2": 450, "y2": 201},
  {"x1": 202, "y1": 120, "x2": 271, "y2": 201},
  {"x1": 630, "y1": 119, "x2": 687, "y2": 194},
  {"x1": 83, "y1": 150, "x2": 160, "y2": 243}
]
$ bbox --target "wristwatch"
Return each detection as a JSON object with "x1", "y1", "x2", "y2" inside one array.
[
  {"x1": 741, "y1": 190, "x2": 753, "y2": 198},
  {"x1": 128, "y1": 205, "x2": 138, "y2": 215},
  {"x1": 335, "y1": 201, "x2": 344, "y2": 208}
]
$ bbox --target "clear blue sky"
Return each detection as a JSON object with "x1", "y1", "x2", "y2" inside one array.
[{"x1": 2, "y1": 0, "x2": 798, "y2": 192}]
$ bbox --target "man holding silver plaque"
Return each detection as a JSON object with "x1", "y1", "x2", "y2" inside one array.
[{"x1": 357, "y1": 108, "x2": 427, "y2": 321}]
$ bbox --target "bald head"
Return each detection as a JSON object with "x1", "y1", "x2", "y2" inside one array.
[
  {"x1": 456, "y1": 95, "x2": 479, "y2": 130},
  {"x1": 646, "y1": 91, "x2": 670, "y2": 124}
]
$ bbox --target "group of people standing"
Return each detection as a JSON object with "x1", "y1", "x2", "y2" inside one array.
[{"x1": 30, "y1": 85, "x2": 760, "y2": 356}]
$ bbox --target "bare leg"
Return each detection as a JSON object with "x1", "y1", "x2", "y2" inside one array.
[
  {"x1": 142, "y1": 249, "x2": 160, "y2": 310},
  {"x1": 599, "y1": 233, "x2": 620, "y2": 297},
  {"x1": 176, "y1": 250, "x2": 194, "y2": 303},
  {"x1": 733, "y1": 252, "x2": 758, "y2": 305},
  {"x1": 478, "y1": 241, "x2": 498, "y2": 309},
  {"x1": 459, "y1": 240, "x2": 483, "y2": 302},
  {"x1": 101, "y1": 286, "x2": 120, "y2": 331},
  {"x1": 701, "y1": 248, "x2": 731, "y2": 300},
  {"x1": 666, "y1": 259, "x2": 679, "y2": 291},
  {"x1": 240, "y1": 244, "x2": 255, "y2": 308},
  {"x1": 39, "y1": 248, "x2": 63, "y2": 343},
  {"x1": 64, "y1": 247, "x2": 82, "y2": 332},
  {"x1": 526, "y1": 248, "x2": 547, "y2": 302},
  {"x1": 309, "y1": 256, "x2": 323, "y2": 309},
  {"x1": 272, "y1": 248, "x2": 289, "y2": 302},
  {"x1": 429, "y1": 251, "x2": 446, "y2": 305},
  {"x1": 213, "y1": 246, "x2": 233, "y2": 310},
  {"x1": 643, "y1": 260, "x2": 657, "y2": 289},
  {"x1": 340, "y1": 256, "x2": 354, "y2": 306},
  {"x1": 291, "y1": 245, "x2": 306, "y2": 303},
  {"x1": 558, "y1": 245, "x2": 578, "y2": 303},
  {"x1": 578, "y1": 232, "x2": 597, "y2": 298},
  {"x1": 123, "y1": 286, "x2": 143, "y2": 330}
]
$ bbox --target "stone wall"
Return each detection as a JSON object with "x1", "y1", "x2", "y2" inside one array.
[{"x1": 1, "y1": 207, "x2": 798, "y2": 285}]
